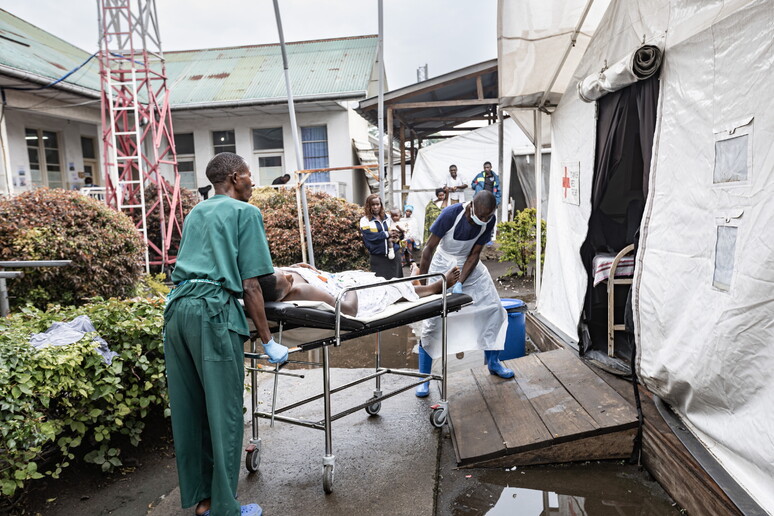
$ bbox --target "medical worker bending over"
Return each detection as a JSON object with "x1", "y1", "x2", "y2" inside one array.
[
  {"x1": 416, "y1": 190, "x2": 512, "y2": 397},
  {"x1": 164, "y1": 152, "x2": 288, "y2": 516}
]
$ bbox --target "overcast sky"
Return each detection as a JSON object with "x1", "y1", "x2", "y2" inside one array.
[{"x1": 0, "y1": 0, "x2": 497, "y2": 89}]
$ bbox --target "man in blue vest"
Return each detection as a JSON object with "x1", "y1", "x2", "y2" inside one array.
[{"x1": 471, "y1": 161, "x2": 502, "y2": 206}]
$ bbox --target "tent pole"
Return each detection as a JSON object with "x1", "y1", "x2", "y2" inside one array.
[
  {"x1": 497, "y1": 107, "x2": 508, "y2": 222},
  {"x1": 534, "y1": 110, "x2": 543, "y2": 301},
  {"x1": 387, "y1": 106, "x2": 393, "y2": 209},
  {"x1": 273, "y1": 0, "x2": 315, "y2": 267},
  {"x1": 400, "y1": 123, "x2": 406, "y2": 208},
  {"x1": 538, "y1": 0, "x2": 595, "y2": 109},
  {"x1": 377, "y1": 0, "x2": 385, "y2": 198}
]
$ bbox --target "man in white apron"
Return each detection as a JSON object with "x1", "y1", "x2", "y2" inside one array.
[{"x1": 415, "y1": 191, "x2": 512, "y2": 397}]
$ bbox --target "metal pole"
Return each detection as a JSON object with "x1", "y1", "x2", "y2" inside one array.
[
  {"x1": 386, "y1": 107, "x2": 393, "y2": 209},
  {"x1": 0, "y1": 278, "x2": 9, "y2": 317},
  {"x1": 377, "y1": 0, "x2": 385, "y2": 196},
  {"x1": 534, "y1": 110, "x2": 543, "y2": 301},
  {"x1": 273, "y1": 0, "x2": 315, "y2": 267},
  {"x1": 497, "y1": 107, "x2": 507, "y2": 222}
]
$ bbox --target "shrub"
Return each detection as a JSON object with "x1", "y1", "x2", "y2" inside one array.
[
  {"x1": 0, "y1": 189, "x2": 144, "y2": 308},
  {"x1": 0, "y1": 297, "x2": 167, "y2": 499},
  {"x1": 497, "y1": 208, "x2": 546, "y2": 276},
  {"x1": 249, "y1": 188, "x2": 368, "y2": 272},
  {"x1": 131, "y1": 180, "x2": 199, "y2": 267}
]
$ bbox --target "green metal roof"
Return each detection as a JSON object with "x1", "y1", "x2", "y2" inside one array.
[
  {"x1": 164, "y1": 36, "x2": 378, "y2": 107},
  {"x1": 0, "y1": 8, "x2": 100, "y2": 93},
  {"x1": 0, "y1": 9, "x2": 376, "y2": 107}
]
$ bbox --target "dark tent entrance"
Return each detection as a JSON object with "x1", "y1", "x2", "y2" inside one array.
[{"x1": 579, "y1": 74, "x2": 660, "y2": 363}]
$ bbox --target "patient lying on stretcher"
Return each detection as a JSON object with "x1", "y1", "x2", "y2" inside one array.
[{"x1": 258, "y1": 264, "x2": 460, "y2": 318}]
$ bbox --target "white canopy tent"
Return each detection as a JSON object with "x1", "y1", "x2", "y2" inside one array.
[
  {"x1": 404, "y1": 119, "x2": 534, "y2": 237},
  {"x1": 499, "y1": 0, "x2": 774, "y2": 512}
]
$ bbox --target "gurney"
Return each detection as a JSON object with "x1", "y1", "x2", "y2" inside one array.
[{"x1": 243, "y1": 273, "x2": 472, "y2": 493}]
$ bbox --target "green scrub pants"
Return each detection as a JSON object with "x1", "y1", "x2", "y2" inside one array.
[{"x1": 164, "y1": 297, "x2": 245, "y2": 516}]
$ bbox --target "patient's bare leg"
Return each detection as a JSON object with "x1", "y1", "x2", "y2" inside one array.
[{"x1": 414, "y1": 267, "x2": 460, "y2": 297}]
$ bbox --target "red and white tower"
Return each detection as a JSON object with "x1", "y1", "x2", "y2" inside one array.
[{"x1": 97, "y1": 0, "x2": 182, "y2": 271}]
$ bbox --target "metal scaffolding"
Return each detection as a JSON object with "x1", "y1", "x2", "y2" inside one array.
[{"x1": 97, "y1": 0, "x2": 182, "y2": 271}]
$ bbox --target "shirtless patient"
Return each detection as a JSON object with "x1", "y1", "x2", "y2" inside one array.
[{"x1": 258, "y1": 264, "x2": 460, "y2": 317}]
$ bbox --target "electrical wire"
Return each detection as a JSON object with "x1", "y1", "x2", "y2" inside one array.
[{"x1": 2, "y1": 51, "x2": 99, "y2": 92}]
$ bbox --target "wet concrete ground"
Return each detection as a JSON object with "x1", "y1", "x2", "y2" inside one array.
[{"x1": 14, "y1": 260, "x2": 683, "y2": 515}]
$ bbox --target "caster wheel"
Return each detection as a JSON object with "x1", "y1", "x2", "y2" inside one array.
[
  {"x1": 245, "y1": 447, "x2": 261, "y2": 472},
  {"x1": 430, "y1": 408, "x2": 447, "y2": 428},
  {"x1": 322, "y1": 464, "x2": 335, "y2": 494},
  {"x1": 365, "y1": 400, "x2": 382, "y2": 416}
]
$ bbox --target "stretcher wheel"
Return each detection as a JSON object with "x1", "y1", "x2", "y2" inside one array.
[
  {"x1": 245, "y1": 448, "x2": 260, "y2": 472},
  {"x1": 365, "y1": 400, "x2": 382, "y2": 416},
  {"x1": 430, "y1": 407, "x2": 447, "y2": 428},
  {"x1": 322, "y1": 464, "x2": 335, "y2": 494}
]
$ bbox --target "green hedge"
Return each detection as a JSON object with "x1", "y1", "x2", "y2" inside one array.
[
  {"x1": 0, "y1": 189, "x2": 145, "y2": 308},
  {"x1": 0, "y1": 298, "x2": 166, "y2": 498},
  {"x1": 249, "y1": 188, "x2": 369, "y2": 272},
  {"x1": 497, "y1": 208, "x2": 547, "y2": 276}
]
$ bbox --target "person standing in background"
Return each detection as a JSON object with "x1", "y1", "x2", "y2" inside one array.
[
  {"x1": 444, "y1": 164, "x2": 467, "y2": 205},
  {"x1": 471, "y1": 161, "x2": 501, "y2": 206},
  {"x1": 360, "y1": 194, "x2": 402, "y2": 279},
  {"x1": 424, "y1": 187, "x2": 448, "y2": 244}
]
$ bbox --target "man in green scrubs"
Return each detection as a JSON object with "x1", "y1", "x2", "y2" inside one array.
[{"x1": 164, "y1": 152, "x2": 287, "y2": 516}]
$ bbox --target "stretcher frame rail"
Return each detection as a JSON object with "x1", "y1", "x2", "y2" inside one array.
[{"x1": 244, "y1": 272, "x2": 471, "y2": 494}]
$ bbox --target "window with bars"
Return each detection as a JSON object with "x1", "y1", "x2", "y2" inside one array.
[
  {"x1": 26, "y1": 128, "x2": 63, "y2": 189},
  {"x1": 301, "y1": 126, "x2": 329, "y2": 182}
]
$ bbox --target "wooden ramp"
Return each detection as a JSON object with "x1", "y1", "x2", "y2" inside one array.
[{"x1": 447, "y1": 348, "x2": 638, "y2": 468}]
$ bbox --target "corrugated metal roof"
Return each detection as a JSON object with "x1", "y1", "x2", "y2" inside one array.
[
  {"x1": 0, "y1": 8, "x2": 377, "y2": 106},
  {"x1": 164, "y1": 36, "x2": 378, "y2": 107},
  {"x1": 0, "y1": 8, "x2": 100, "y2": 92}
]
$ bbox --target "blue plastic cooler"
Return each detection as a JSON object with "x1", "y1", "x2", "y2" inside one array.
[{"x1": 500, "y1": 298, "x2": 526, "y2": 360}]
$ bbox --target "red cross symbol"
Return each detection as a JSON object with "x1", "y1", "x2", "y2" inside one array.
[{"x1": 562, "y1": 166, "x2": 571, "y2": 198}]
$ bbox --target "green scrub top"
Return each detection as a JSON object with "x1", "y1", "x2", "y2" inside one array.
[{"x1": 166, "y1": 195, "x2": 273, "y2": 337}]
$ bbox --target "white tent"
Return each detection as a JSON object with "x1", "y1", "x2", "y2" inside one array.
[
  {"x1": 500, "y1": 0, "x2": 774, "y2": 512},
  {"x1": 404, "y1": 119, "x2": 534, "y2": 236}
]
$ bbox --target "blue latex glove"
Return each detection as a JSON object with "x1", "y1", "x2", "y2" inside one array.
[
  {"x1": 263, "y1": 337, "x2": 289, "y2": 364},
  {"x1": 451, "y1": 283, "x2": 464, "y2": 294}
]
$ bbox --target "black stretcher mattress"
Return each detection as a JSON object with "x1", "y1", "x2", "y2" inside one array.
[{"x1": 263, "y1": 293, "x2": 473, "y2": 332}]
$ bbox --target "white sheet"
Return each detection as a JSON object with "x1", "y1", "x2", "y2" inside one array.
[{"x1": 283, "y1": 293, "x2": 445, "y2": 324}]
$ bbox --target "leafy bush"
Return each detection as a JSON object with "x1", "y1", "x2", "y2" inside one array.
[
  {"x1": 0, "y1": 297, "x2": 166, "y2": 498},
  {"x1": 249, "y1": 188, "x2": 368, "y2": 272},
  {"x1": 0, "y1": 189, "x2": 144, "y2": 308},
  {"x1": 497, "y1": 208, "x2": 547, "y2": 276},
  {"x1": 131, "y1": 180, "x2": 199, "y2": 267}
]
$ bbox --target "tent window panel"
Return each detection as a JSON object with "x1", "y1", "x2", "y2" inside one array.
[
  {"x1": 713, "y1": 225, "x2": 738, "y2": 291},
  {"x1": 714, "y1": 134, "x2": 749, "y2": 183}
]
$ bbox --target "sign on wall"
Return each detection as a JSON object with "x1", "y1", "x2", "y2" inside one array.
[{"x1": 561, "y1": 162, "x2": 580, "y2": 205}]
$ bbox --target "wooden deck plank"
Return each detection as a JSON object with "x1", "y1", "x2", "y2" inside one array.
[
  {"x1": 536, "y1": 349, "x2": 638, "y2": 429},
  {"x1": 446, "y1": 368, "x2": 505, "y2": 462},
  {"x1": 471, "y1": 367, "x2": 553, "y2": 451},
  {"x1": 508, "y1": 354, "x2": 599, "y2": 439}
]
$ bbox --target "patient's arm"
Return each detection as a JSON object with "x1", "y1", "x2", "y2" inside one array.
[{"x1": 282, "y1": 283, "x2": 358, "y2": 317}]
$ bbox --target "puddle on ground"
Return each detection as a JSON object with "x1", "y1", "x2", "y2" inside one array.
[{"x1": 444, "y1": 462, "x2": 680, "y2": 515}]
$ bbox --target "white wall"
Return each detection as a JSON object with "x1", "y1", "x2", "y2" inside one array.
[
  {"x1": 169, "y1": 104, "x2": 372, "y2": 203},
  {"x1": 4, "y1": 106, "x2": 99, "y2": 194}
]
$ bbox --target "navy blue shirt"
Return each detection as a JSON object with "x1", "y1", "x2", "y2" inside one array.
[{"x1": 429, "y1": 203, "x2": 496, "y2": 246}]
